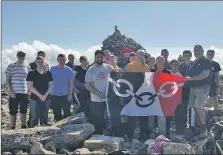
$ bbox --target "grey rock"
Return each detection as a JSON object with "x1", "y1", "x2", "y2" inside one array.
[
  {"x1": 58, "y1": 148, "x2": 72, "y2": 154},
  {"x1": 91, "y1": 148, "x2": 108, "y2": 154},
  {"x1": 43, "y1": 141, "x2": 56, "y2": 153},
  {"x1": 15, "y1": 150, "x2": 28, "y2": 155},
  {"x1": 30, "y1": 142, "x2": 55, "y2": 154},
  {"x1": 53, "y1": 112, "x2": 88, "y2": 127},
  {"x1": 2, "y1": 152, "x2": 12, "y2": 155},
  {"x1": 2, "y1": 123, "x2": 95, "y2": 152},
  {"x1": 84, "y1": 135, "x2": 124, "y2": 153},
  {"x1": 137, "y1": 139, "x2": 154, "y2": 154},
  {"x1": 163, "y1": 142, "x2": 195, "y2": 154},
  {"x1": 73, "y1": 148, "x2": 92, "y2": 154}
]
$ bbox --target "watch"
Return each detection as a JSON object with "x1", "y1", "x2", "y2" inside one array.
[{"x1": 96, "y1": 92, "x2": 100, "y2": 96}]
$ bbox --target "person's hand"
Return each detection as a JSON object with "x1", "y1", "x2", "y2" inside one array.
[
  {"x1": 185, "y1": 76, "x2": 192, "y2": 81},
  {"x1": 67, "y1": 94, "x2": 73, "y2": 102},
  {"x1": 98, "y1": 92, "x2": 106, "y2": 99},
  {"x1": 39, "y1": 95, "x2": 46, "y2": 102},
  {"x1": 9, "y1": 91, "x2": 16, "y2": 98},
  {"x1": 74, "y1": 88, "x2": 80, "y2": 93}
]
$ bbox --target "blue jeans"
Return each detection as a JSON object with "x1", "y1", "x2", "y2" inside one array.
[{"x1": 30, "y1": 99, "x2": 50, "y2": 127}]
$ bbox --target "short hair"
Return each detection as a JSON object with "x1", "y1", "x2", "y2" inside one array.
[
  {"x1": 36, "y1": 56, "x2": 44, "y2": 61},
  {"x1": 95, "y1": 50, "x2": 104, "y2": 57},
  {"x1": 37, "y1": 51, "x2": 46, "y2": 57},
  {"x1": 170, "y1": 59, "x2": 179, "y2": 65},
  {"x1": 148, "y1": 56, "x2": 155, "y2": 61},
  {"x1": 68, "y1": 54, "x2": 75, "y2": 58},
  {"x1": 130, "y1": 52, "x2": 136, "y2": 57},
  {"x1": 57, "y1": 54, "x2": 66, "y2": 60},
  {"x1": 79, "y1": 56, "x2": 87, "y2": 62},
  {"x1": 161, "y1": 49, "x2": 168, "y2": 54},
  {"x1": 183, "y1": 50, "x2": 192, "y2": 56},
  {"x1": 207, "y1": 50, "x2": 215, "y2": 54}
]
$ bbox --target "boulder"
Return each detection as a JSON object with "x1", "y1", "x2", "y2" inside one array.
[
  {"x1": 192, "y1": 138, "x2": 211, "y2": 154},
  {"x1": 43, "y1": 141, "x2": 56, "y2": 153},
  {"x1": 137, "y1": 139, "x2": 155, "y2": 154},
  {"x1": 2, "y1": 152, "x2": 12, "y2": 155},
  {"x1": 1, "y1": 98, "x2": 8, "y2": 104},
  {"x1": 1, "y1": 123, "x2": 95, "y2": 152},
  {"x1": 91, "y1": 148, "x2": 108, "y2": 155},
  {"x1": 15, "y1": 150, "x2": 28, "y2": 155},
  {"x1": 163, "y1": 142, "x2": 195, "y2": 154},
  {"x1": 53, "y1": 112, "x2": 88, "y2": 127},
  {"x1": 30, "y1": 142, "x2": 56, "y2": 154},
  {"x1": 83, "y1": 135, "x2": 124, "y2": 153},
  {"x1": 58, "y1": 148, "x2": 72, "y2": 154},
  {"x1": 73, "y1": 148, "x2": 92, "y2": 154}
]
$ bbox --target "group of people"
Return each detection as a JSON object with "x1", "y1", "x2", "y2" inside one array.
[{"x1": 5, "y1": 45, "x2": 221, "y2": 142}]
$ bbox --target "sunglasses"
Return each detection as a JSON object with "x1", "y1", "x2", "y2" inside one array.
[{"x1": 17, "y1": 53, "x2": 26, "y2": 57}]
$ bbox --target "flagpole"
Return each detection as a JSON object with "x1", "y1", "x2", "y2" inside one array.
[{"x1": 105, "y1": 73, "x2": 111, "y2": 118}]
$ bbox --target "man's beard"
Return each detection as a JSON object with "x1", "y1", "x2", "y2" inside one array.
[{"x1": 96, "y1": 61, "x2": 103, "y2": 65}]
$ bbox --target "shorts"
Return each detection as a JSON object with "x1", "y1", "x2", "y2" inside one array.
[
  {"x1": 9, "y1": 93, "x2": 29, "y2": 115},
  {"x1": 189, "y1": 85, "x2": 210, "y2": 109},
  {"x1": 209, "y1": 84, "x2": 217, "y2": 97}
]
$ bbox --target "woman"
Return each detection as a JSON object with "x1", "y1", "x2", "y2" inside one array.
[
  {"x1": 147, "y1": 56, "x2": 156, "y2": 72},
  {"x1": 109, "y1": 55, "x2": 123, "y2": 72}
]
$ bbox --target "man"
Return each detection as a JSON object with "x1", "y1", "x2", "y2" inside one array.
[
  {"x1": 28, "y1": 50, "x2": 49, "y2": 127},
  {"x1": 103, "y1": 50, "x2": 112, "y2": 64},
  {"x1": 147, "y1": 56, "x2": 156, "y2": 72},
  {"x1": 85, "y1": 50, "x2": 114, "y2": 134},
  {"x1": 29, "y1": 51, "x2": 49, "y2": 71},
  {"x1": 176, "y1": 50, "x2": 193, "y2": 134},
  {"x1": 206, "y1": 50, "x2": 221, "y2": 109},
  {"x1": 187, "y1": 45, "x2": 212, "y2": 138},
  {"x1": 161, "y1": 49, "x2": 171, "y2": 70},
  {"x1": 50, "y1": 54, "x2": 74, "y2": 122},
  {"x1": 154, "y1": 56, "x2": 172, "y2": 136},
  {"x1": 170, "y1": 59, "x2": 181, "y2": 76},
  {"x1": 65, "y1": 54, "x2": 76, "y2": 70},
  {"x1": 27, "y1": 56, "x2": 53, "y2": 127},
  {"x1": 74, "y1": 56, "x2": 90, "y2": 117},
  {"x1": 5, "y1": 51, "x2": 30, "y2": 129},
  {"x1": 125, "y1": 50, "x2": 150, "y2": 141}
]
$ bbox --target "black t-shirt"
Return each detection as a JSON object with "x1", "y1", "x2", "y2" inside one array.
[
  {"x1": 178, "y1": 62, "x2": 193, "y2": 77},
  {"x1": 65, "y1": 62, "x2": 76, "y2": 70},
  {"x1": 29, "y1": 61, "x2": 49, "y2": 71},
  {"x1": 189, "y1": 56, "x2": 212, "y2": 86},
  {"x1": 154, "y1": 68, "x2": 171, "y2": 74},
  {"x1": 74, "y1": 65, "x2": 88, "y2": 83},
  {"x1": 26, "y1": 69, "x2": 53, "y2": 101},
  {"x1": 210, "y1": 61, "x2": 221, "y2": 84}
]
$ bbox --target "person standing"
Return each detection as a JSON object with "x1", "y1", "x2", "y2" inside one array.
[
  {"x1": 50, "y1": 54, "x2": 74, "y2": 122},
  {"x1": 74, "y1": 56, "x2": 90, "y2": 117},
  {"x1": 147, "y1": 56, "x2": 156, "y2": 72},
  {"x1": 187, "y1": 45, "x2": 212, "y2": 138},
  {"x1": 125, "y1": 50, "x2": 150, "y2": 141},
  {"x1": 170, "y1": 59, "x2": 181, "y2": 76},
  {"x1": 161, "y1": 49, "x2": 171, "y2": 70},
  {"x1": 85, "y1": 50, "x2": 112, "y2": 134},
  {"x1": 5, "y1": 51, "x2": 30, "y2": 129},
  {"x1": 27, "y1": 56, "x2": 53, "y2": 127},
  {"x1": 206, "y1": 50, "x2": 221, "y2": 110}
]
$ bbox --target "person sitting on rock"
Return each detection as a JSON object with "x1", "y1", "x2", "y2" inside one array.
[
  {"x1": 5, "y1": 51, "x2": 30, "y2": 129},
  {"x1": 27, "y1": 56, "x2": 53, "y2": 127}
]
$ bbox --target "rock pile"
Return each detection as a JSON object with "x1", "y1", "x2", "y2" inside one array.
[{"x1": 101, "y1": 26, "x2": 144, "y2": 56}]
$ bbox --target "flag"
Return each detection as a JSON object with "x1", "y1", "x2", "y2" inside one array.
[{"x1": 106, "y1": 72, "x2": 186, "y2": 116}]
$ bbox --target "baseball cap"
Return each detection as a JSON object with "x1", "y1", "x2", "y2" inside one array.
[
  {"x1": 194, "y1": 45, "x2": 204, "y2": 51},
  {"x1": 17, "y1": 51, "x2": 25, "y2": 54},
  {"x1": 136, "y1": 49, "x2": 145, "y2": 57}
]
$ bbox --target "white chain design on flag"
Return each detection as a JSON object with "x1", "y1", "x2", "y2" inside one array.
[{"x1": 109, "y1": 77, "x2": 184, "y2": 102}]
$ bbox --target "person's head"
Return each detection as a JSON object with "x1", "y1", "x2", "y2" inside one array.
[
  {"x1": 57, "y1": 54, "x2": 66, "y2": 66},
  {"x1": 183, "y1": 50, "x2": 192, "y2": 62},
  {"x1": 161, "y1": 49, "x2": 169, "y2": 60},
  {"x1": 135, "y1": 50, "x2": 145, "y2": 65},
  {"x1": 95, "y1": 50, "x2": 104, "y2": 65},
  {"x1": 129, "y1": 52, "x2": 136, "y2": 63},
  {"x1": 79, "y1": 56, "x2": 89, "y2": 66},
  {"x1": 36, "y1": 56, "x2": 45, "y2": 70},
  {"x1": 170, "y1": 59, "x2": 180, "y2": 72},
  {"x1": 148, "y1": 56, "x2": 156, "y2": 68},
  {"x1": 156, "y1": 56, "x2": 165, "y2": 70},
  {"x1": 68, "y1": 54, "x2": 75, "y2": 64},
  {"x1": 16, "y1": 51, "x2": 26, "y2": 62},
  {"x1": 206, "y1": 50, "x2": 215, "y2": 60},
  {"x1": 109, "y1": 55, "x2": 117, "y2": 66},
  {"x1": 194, "y1": 45, "x2": 204, "y2": 59},
  {"x1": 37, "y1": 51, "x2": 46, "y2": 58},
  {"x1": 103, "y1": 50, "x2": 111, "y2": 64},
  {"x1": 178, "y1": 55, "x2": 184, "y2": 65}
]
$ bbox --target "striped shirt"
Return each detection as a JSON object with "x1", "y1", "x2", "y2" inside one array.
[{"x1": 5, "y1": 63, "x2": 30, "y2": 94}]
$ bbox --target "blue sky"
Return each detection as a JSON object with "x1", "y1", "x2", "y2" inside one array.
[{"x1": 2, "y1": 1, "x2": 223, "y2": 50}]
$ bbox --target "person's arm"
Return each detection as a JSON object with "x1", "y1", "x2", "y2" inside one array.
[
  {"x1": 5, "y1": 64, "x2": 15, "y2": 98},
  {"x1": 189, "y1": 59, "x2": 211, "y2": 81},
  {"x1": 27, "y1": 81, "x2": 42, "y2": 97},
  {"x1": 68, "y1": 69, "x2": 74, "y2": 100},
  {"x1": 44, "y1": 81, "x2": 52, "y2": 97}
]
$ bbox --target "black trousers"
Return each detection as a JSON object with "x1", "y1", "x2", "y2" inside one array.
[
  {"x1": 51, "y1": 95, "x2": 71, "y2": 122},
  {"x1": 9, "y1": 93, "x2": 29, "y2": 115},
  {"x1": 89, "y1": 101, "x2": 106, "y2": 134},
  {"x1": 175, "y1": 84, "x2": 190, "y2": 133},
  {"x1": 77, "y1": 90, "x2": 90, "y2": 117}
]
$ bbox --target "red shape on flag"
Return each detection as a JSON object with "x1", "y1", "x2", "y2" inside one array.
[{"x1": 153, "y1": 72, "x2": 186, "y2": 116}]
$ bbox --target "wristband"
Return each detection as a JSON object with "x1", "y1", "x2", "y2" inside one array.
[{"x1": 96, "y1": 92, "x2": 100, "y2": 96}]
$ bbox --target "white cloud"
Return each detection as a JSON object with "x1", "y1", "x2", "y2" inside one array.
[{"x1": 1, "y1": 40, "x2": 223, "y2": 83}]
